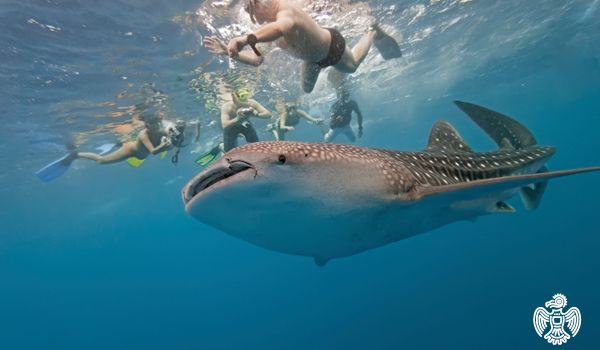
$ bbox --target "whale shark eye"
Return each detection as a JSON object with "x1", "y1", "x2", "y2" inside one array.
[{"x1": 278, "y1": 155, "x2": 286, "y2": 164}]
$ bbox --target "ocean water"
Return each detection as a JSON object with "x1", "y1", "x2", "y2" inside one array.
[{"x1": 1, "y1": 0, "x2": 599, "y2": 349}]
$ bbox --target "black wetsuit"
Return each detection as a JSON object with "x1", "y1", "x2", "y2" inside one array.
[
  {"x1": 223, "y1": 122, "x2": 259, "y2": 152},
  {"x1": 329, "y1": 100, "x2": 358, "y2": 129}
]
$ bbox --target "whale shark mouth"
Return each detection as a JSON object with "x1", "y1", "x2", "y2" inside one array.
[{"x1": 183, "y1": 160, "x2": 256, "y2": 206}]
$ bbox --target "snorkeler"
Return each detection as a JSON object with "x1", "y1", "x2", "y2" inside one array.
[
  {"x1": 203, "y1": 0, "x2": 401, "y2": 93},
  {"x1": 35, "y1": 116, "x2": 185, "y2": 182},
  {"x1": 76, "y1": 116, "x2": 184, "y2": 164},
  {"x1": 273, "y1": 102, "x2": 326, "y2": 141},
  {"x1": 324, "y1": 87, "x2": 363, "y2": 143},
  {"x1": 195, "y1": 88, "x2": 271, "y2": 166}
]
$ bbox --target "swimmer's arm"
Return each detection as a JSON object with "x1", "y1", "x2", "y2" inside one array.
[
  {"x1": 139, "y1": 130, "x2": 169, "y2": 155},
  {"x1": 280, "y1": 112, "x2": 292, "y2": 130},
  {"x1": 235, "y1": 51, "x2": 265, "y2": 66},
  {"x1": 353, "y1": 103, "x2": 363, "y2": 129},
  {"x1": 249, "y1": 100, "x2": 272, "y2": 119},
  {"x1": 328, "y1": 104, "x2": 338, "y2": 122},
  {"x1": 298, "y1": 109, "x2": 322, "y2": 124},
  {"x1": 221, "y1": 105, "x2": 241, "y2": 130},
  {"x1": 227, "y1": 11, "x2": 293, "y2": 58},
  {"x1": 205, "y1": 36, "x2": 265, "y2": 66},
  {"x1": 251, "y1": 12, "x2": 294, "y2": 43}
]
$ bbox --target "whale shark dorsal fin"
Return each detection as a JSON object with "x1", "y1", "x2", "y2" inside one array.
[
  {"x1": 500, "y1": 138, "x2": 515, "y2": 150},
  {"x1": 314, "y1": 257, "x2": 330, "y2": 267},
  {"x1": 425, "y1": 120, "x2": 473, "y2": 153}
]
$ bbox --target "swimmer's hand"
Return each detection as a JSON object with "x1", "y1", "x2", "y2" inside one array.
[
  {"x1": 227, "y1": 36, "x2": 247, "y2": 58},
  {"x1": 237, "y1": 107, "x2": 257, "y2": 117},
  {"x1": 160, "y1": 136, "x2": 172, "y2": 149},
  {"x1": 315, "y1": 118, "x2": 324, "y2": 124},
  {"x1": 286, "y1": 126, "x2": 295, "y2": 131},
  {"x1": 204, "y1": 36, "x2": 228, "y2": 55},
  {"x1": 236, "y1": 113, "x2": 250, "y2": 124}
]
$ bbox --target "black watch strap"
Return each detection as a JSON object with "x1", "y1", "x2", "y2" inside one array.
[{"x1": 247, "y1": 34, "x2": 261, "y2": 56}]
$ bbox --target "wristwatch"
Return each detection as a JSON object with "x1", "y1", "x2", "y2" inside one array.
[{"x1": 247, "y1": 34, "x2": 261, "y2": 56}]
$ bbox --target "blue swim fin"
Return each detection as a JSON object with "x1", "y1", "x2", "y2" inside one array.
[
  {"x1": 35, "y1": 152, "x2": 78, "y2": 182},
  {"x1": 371, "y1": 24, "x2": 402, "y2": 60},
  {"x1": 96, "y1": 143, "x2": 117, "y2": 155}
]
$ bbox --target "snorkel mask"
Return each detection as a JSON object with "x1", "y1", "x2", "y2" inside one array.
[
  {"x1": 235, "y1": 88, "x2": 250, "y2": 101},
  {"x1": 285, "y1": 102, "x2": 297, "y2": 113},
  {"x1": 337, "y1": 87, "x2": 349, "y2": 102}
]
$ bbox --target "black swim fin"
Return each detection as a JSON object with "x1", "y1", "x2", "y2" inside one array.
[
  {"x1": 195, "y1": 144, "x2": 222, "y2": 167},
  {"x1": 371, "y1": 24, "x2": 402, "y2": 60}
]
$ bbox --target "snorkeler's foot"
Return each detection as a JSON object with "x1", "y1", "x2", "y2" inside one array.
[
  {"x1": 369, "y1": 23, "x2": 385, "y2": 41},
  {"x1": 195, "y1": 144, "x2": 222, "y2": 167},
  {"x1": 60, "y1": 151, "x2": 79, "y2": 166},
  {"x1": 369, "y1": 23, "x2": 402, "y2": 60}
]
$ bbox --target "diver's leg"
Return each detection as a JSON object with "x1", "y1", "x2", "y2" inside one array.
[
  {"x1": 334, "y1": 30, "x2": 377, "y2": 73},
  {"x1": 344, "y1": 125, "x2": 356, "y2": 142},
  {"x1": 242, "y1": 124, "x2": 259, "y2": 143},
  {"x1": 273, "y1": 128, "x2": 286, "y2": 141},
  {"x1": 223, "y1": 128, "x2": 237, "y2": 152},
  {"x1": 77, "y1": 152, "x2": 102, "y2": 162},
  {"x1": 324, "y1": 128, "x2": 340, "y2": 143},
  {"x1": 78, "y1": 147, "x2": 130, "y2": 164},
  {"x1": 301, "y1": 61, "x2": 322, "y2": 93}
]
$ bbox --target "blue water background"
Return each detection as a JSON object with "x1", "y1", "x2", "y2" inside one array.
[{"x1": 1, "y1": 0, "x2": 599, "y2": 348}]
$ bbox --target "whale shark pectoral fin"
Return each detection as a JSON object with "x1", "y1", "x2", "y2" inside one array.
[
  {"x1": 520, "y1": 182, "x2": 548, "y2": 211},
  {"x1": 416, "y1": 166, "x2": 600, "y2": 207},
  {"x1": 314, "y1": 257, "x2": 331, "y2": 267},
  {"x1": 519, "y1": 164, "x2": 550, "y2": 211}
]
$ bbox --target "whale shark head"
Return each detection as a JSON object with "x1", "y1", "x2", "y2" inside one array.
[{"x1": 182, "y1": 141, "x2": 409, "y2": 262}]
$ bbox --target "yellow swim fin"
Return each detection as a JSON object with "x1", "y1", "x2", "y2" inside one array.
[
  {"x1": 127, "y1": 157, "x2": 146, "y2": 167},
  {"x1": 160, "y1": 151, "x2": 168, "y2": 159}
]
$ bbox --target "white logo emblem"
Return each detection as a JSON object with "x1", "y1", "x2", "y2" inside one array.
[{"x1": 534, "y1": 294, "x2": 581, "y2": 345}]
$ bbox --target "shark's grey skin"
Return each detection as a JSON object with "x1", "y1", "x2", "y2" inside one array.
[{"x1": 182, "y1": 101, "x2": 600, "y2": 266}]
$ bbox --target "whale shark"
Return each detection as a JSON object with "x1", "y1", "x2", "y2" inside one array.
[{"x1": 182, "y1": 101, "x2": 600, "y2": 266}]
